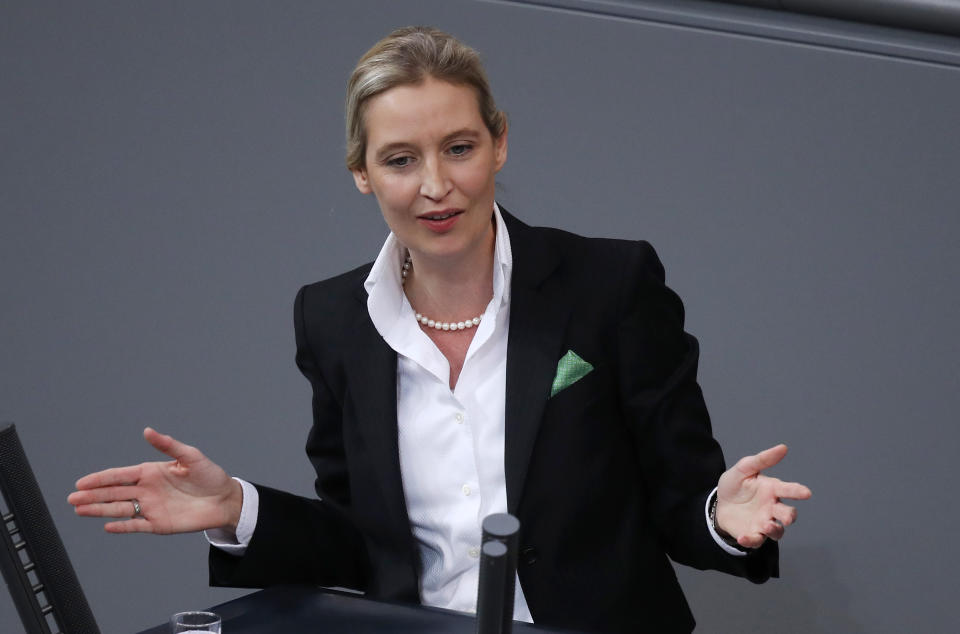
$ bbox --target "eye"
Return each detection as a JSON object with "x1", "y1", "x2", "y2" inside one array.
[
  {"x1": 385, "y1": 155, "x2": 413, "y2": 168},
  {"x1": 448, "y1": 143, "x2": 473, "y2": 157}
]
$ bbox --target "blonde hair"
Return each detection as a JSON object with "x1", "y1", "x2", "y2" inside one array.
[{"x1": 345, "y1": 26, "x2": 507, "y2": 171}]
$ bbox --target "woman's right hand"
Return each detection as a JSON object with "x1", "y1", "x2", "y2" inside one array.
[{"x1": 68, "y1": 427, "x2": 243, "y2": 535}]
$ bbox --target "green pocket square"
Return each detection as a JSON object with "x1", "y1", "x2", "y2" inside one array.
[{"x1": 550, "y1": 350, "x2": 594, "y2": 397}]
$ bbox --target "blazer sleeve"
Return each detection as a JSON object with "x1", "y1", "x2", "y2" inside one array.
[
  {"x1": 208, "y1": 285, "x2": 369, "y2": 590},
  {"x1": 616, "y1": 240, "x2": 777, "y2": 582}
]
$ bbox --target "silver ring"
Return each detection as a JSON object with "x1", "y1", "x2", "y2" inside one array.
[{"x1": 131, "y1": 499, "x2": 143, "y2": 518}]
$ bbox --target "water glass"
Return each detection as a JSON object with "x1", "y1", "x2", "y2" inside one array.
[{"x1": 170, "y1": 610, "x2": 221, "y2": 633}]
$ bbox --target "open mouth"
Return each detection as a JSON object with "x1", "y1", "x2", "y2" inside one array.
[{"x1": 420, "y1": 210, "x2": 463, "y2": 222}]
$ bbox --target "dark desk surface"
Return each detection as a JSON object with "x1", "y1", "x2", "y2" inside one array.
[{"x1": 137, "y1": 585, "x2": 580, "y2": 633}]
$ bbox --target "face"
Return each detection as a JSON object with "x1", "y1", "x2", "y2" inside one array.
[{"x1": 351, "y1": 76, "x2": 507, "y2": 267}]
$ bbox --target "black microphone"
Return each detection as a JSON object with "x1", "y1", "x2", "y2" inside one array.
[
  {"x1": 476, "y1": 540, "x2": 508, "y2": 634},
  {"x1": 477, "y1": 513, "x2": 521, "y2": 634}
]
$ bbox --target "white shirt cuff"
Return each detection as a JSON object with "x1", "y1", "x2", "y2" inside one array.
[
  {"x1": 705, "y1": 486, "x2": 747, "y2": 557},
  {"x1": 204, "y1": 477, "x2": 259, "y2": 555}
]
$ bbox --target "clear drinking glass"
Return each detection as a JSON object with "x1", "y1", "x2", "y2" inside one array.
[{"x1": 170, "y1": 610, "x2": 222, "y2": 633}]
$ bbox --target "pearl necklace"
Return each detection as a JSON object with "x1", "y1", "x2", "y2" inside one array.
[{"x1": 401, "y1": 253, "x2": 483, "y2": 332}]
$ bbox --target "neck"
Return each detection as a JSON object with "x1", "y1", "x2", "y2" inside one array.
[{"x1": 403, "y1": 228, "x2": 496, "y2": 322}]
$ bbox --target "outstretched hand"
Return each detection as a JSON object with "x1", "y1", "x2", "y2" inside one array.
[
  {"x1": 68, "y1": 428, "x2": 243, "y2": 535},
  {"x1": 715, "y1": 444, "x2": 811, "y2": 549}
]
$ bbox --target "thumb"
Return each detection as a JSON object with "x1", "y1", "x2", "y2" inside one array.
[
  {"x1": 734, "y1": 444, "x2": 788, "y2": 478},
  {"x1": 143, "y1": 427, "x2": 202, "y2": 464}
]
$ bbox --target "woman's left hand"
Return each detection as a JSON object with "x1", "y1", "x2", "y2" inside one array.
[{"x1": 715, "y1": 444, "x2": 812, "y2": 549}]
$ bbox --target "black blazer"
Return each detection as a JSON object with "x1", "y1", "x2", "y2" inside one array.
[{"x1": 210, "y1": 209, "x2": 777, "y2": 633}]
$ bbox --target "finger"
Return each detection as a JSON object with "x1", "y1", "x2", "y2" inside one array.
[
  {"x1": 774, "y1": 481, "x2": 812, "y2": 500},
  {"x1": 104, "y1": 518, "x2": 154, "y2": 534},
  {"x1": 737, "y1": 533, "x2": 766, "y2": 549},
  {"x1": 74, "y1": 465, "x2": 142, "y2": 490},
  {"x1": 772, "y1": 502, "x2": 798, "y2": 527},
  {"x1": 74, "y1": 500, "x2": 140, "y2": 519},
  {"x1": 68, "y1": 485, "x2": 142, "y2": 506},
  {"x1": 762, "y1": 519, "x2": 785, "y2": 541},
  {"x1": 144, "y1": 427, "x2": 202, "y2": 465},
  {"x1": 735, "y1": 444, "x2": 788, "y2": 477}
]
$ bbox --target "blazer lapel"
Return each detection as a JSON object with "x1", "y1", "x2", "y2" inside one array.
[
  {"x1": 346, "y1": 284, "x2": 411, "y2": 531},
  {"x1": 502, "y1": 210, "x2": 573, "y2": 513}
]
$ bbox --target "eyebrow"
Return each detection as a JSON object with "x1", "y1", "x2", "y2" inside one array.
[{"x1": 373, "y1": 128, "x2": 483, "y2": 159}]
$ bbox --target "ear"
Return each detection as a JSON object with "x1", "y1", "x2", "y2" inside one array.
[
  {"x1": 493, "y1": 124, "x2": 508, "y2": 173},
  {"x1": 351, "y1": 166, "x2": 372, "y2": 194}
]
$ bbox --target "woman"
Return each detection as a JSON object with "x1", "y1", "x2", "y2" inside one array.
[{"x1": 70, "y1": 26, "x2": 810, "y2": 632}]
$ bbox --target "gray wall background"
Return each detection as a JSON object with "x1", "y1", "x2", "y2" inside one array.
[{"x1": 2, "y1": 0, "x2": 958, "y2": 632}]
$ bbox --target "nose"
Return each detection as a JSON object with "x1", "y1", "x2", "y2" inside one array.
[{"x1": 419, "y1": 157, "x2": 452, "y2": 201}]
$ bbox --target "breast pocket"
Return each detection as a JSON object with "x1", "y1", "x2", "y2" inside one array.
[{"x1": 545, "y1": 365, "x2": 605, "y2": 416}]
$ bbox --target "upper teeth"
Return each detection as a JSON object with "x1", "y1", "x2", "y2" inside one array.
[{"x1": 429, "y1": 212, "x2": 455, "y2": 220}]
